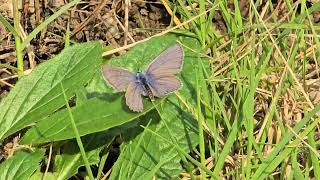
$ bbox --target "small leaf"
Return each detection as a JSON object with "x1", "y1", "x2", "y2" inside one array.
[
  {"x1": 53, "y1": 132, "x2": 114, "y2": 180},
  {"x1": 0, "y1": 149, "x2": 45, "y2": 180},
  {"x1": 30, "y1": 172, "x2": 56, "y2": 180},
  {"x1": 109, "y1": 105, "x2": 199, "y2": 179},
  {"x1": 0, "y1": 42, "x2": 102, "y2": 141}
]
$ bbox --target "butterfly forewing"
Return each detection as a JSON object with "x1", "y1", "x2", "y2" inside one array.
[
  {"x1": 101, "y1": 65, "x2": 136, "y2": 91},
  {"x1": 145, "y1": 43, "x2": 184, "y2": 97},
  {"x1": 125, "y1": 82, "x2": 144, "y2": 112},
  {"x1": 146, "y1": 44, "x2": 184, "y2": 76}
]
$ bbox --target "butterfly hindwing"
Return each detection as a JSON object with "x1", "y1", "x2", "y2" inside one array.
[
  {"x1": 125, "y1": 82, "x2": 144, "y2": 112},
  {"x1": 147, "y1": 75, "x2": 181, "y2": 97}
]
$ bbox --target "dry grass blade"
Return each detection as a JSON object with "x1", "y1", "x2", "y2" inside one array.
[
  {"x1": 253, "y1": 1, "x2": 314, "y2": 110},
  {"x1": 160, "y1": 0, "x2": 182, "y2": 26}
]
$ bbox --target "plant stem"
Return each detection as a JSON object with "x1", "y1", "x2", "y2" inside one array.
[
  {"x1": 196, "y1": 62, "x2": 206, "y2": 179},
  {"x1": 61, "y1": 83, "x2": 95, "y2": 180},
  {"x1": 12, "y1": 0, "x2": 24, "y2": 78}
]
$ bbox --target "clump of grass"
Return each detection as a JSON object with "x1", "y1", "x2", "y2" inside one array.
[{"x1": 171, "y1": 0, "x2": 320, "y2": 179}]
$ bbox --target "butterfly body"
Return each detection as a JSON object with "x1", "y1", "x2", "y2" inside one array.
[
  {"x1": 135, "y1": 72, "x2": 155, "y2": 101},
  {"x1": 102, "y1": 43, "x2": 184, "y2": 112}
]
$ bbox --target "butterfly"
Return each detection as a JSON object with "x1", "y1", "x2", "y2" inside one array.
[{"x1": 101, "y1": 43, "x2": 184, "y2": 112}]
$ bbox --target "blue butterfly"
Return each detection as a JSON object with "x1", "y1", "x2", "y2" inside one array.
[{"x1": 102, "y1": 44, "x2": 184, "y2": 112}]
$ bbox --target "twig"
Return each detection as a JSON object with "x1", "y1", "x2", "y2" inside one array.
[
  {"x1": 42, "y1": 144, "x2": 53, "y2": 180},
  {"x1": 124, "y1": 0, "x2": 130, "y2": 46},
  {"x1": 71, "y1": 0, "x2": 108, "y2": 38},
  {"x1": 19, "y1": 24, "x2": 36, "y2": 69},
  {"x1": 0, "y1": 79, "x2": 14, "y2": 87},
  {"x1": 34, "y1": 0, "x2": 41, "y2": 26},
  {"x1": 113, "y1": 10, "x2": 135, "y2": 43},
  {"x1": 22, "y1": 0, "x2": 30, "y2": 28}
]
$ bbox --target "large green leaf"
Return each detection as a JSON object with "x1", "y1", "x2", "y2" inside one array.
[
  {"x1": 0, "y1": 149, "x2": 45, "y2": 180},
  {"x1": 109, "y1": 35, "x2": 204, "y2": 179},
  {"x1": 20, "y1": 35, "x2": 203, "y2": 178},
  {"x1": 20, "y1": 96, "x2": 160, "y2": 144},
  {"x1": 20, "y1": 35, "x2": 187, "y2": 144},
  {"x1": 0, "y1": 42, "x2": 102, "y2": 141}
]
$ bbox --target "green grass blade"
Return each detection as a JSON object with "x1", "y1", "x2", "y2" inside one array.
[
  {"x1": 308, "y1": 130, "x2": 320, "y2": 179},
  {"x1": 253, "y1": 103, "x2": 320, "y2": 178},
  {"x1": 0, "y1": 15, "x2": 19, "y2": 37},
  {"x1": 60, "y1": 83, "x2": 94, "y2": 180}
]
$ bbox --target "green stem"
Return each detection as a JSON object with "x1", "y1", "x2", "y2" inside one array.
[
  {"x1": 12, "y1": 0, "x2": 24, "y2": 78},
  {"x1": 60, "y1": 83, "x2": 95, "y2": 180},
  {"x1": 196, "y1": 62, "x2": 206, "y2": 179},
  {"x1": 198, "y1": 0, "x2": 206, "y2": 48}
]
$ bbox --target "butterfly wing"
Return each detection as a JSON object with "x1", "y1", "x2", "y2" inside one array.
[
  {"x1": 147, "y1": 76, "x2": 181, "y2": 97},
  {"x1": 145, "y1": 43, "x2": 184, "y2": 97},
  {"x1": 146, "y1": 43, "x2": 184, "y2": 76},
  {"x1": 101, "y1": 65, "x2": 136, "y2": 91},
  {"x1": 125, "y1": 82, "x2": 144, "y2": 112}
]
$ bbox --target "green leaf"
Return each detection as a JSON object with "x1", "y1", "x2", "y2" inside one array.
[
  {"x1": 0, "y1": 15, "x2": 19, "y2": 37},
  {"x1": 110, "y1": 105, "x2": 199, "y2": 179},
  {"x1": 22, "y1": 34, "x2": 204, "y2": 178},
  {"x1": 30, "y1": 172, "x2": 56, "y2": 180},
  {"x1": 20, "y1": 96, "x2": 161, "y2": 144},
  {"x1": 0, "y1": 149, "x2": 45, "y2": 180},
  {"x1": 109, "y1": 35, "x2": 204, "y2": 178},
  {"x1": 53, "y1": 132, "x2": 114, "y2": 180},
  {"x1": 20, "y1": 35, "x2": 188, "y2": 144},
  {"x1": 0, "y1": 42, "x2": 102, "y2": 141}
]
